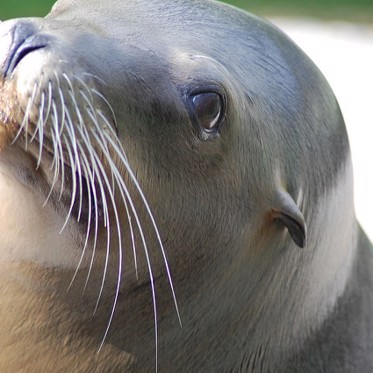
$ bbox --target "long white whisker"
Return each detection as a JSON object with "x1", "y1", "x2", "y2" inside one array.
[
  {"x1": 89, "y1": 125, "x2": 159, "y2": 369},
  {"x1": 44, "y1": 123, "x2": 60, "y2": 207},
  {"x1": 97, "y1": 111, "x2": 137, "y2": 278},
  {"x1": 79, "y1": 145, "x2": 100, "y2": 290},
  {"x1": 81, "y1": 72, "x2": 107, "y2": 87},
  {"x1": 91, "y1": 162, "x2": 110, "y2": 313},
  {"x1": 64, "y1": 106, "x2": 84, "y2": 221},
  {"x1": 63, "y1": 74, "x2": 108, "y2": 232},
  {"x1": 61, "y1": 75, "x2": 85, "y2": 221},
  {"x1": 46, "y1": 81, "x2": 53, "y2": 123},
  {"x1": 51, "y1": 101, "x2": 67, "y2": 201},
  {"x1": 67, "y1": 152, "x2": 93, "y2": 291},
  {"x1": 77, "y1": 86, "x2": 110, "y2": 228},
  {"x1": 35, "y1": 91, "x2": 45, "y2": 169},
  {"x1": 24, "y1": 83, "x2": 38, "y2": 150},
  {"x1": 67, "y1": 78, "x2": 107, "y2": 227},
  {"x1": 30, "y1": 90, "x2": 44, "y2": 142},
  {"x1": 79, "y1": 113, "x2": 112, "y2": 314},
  {"x1": 36, "y1": 82, "x2": 53, "y2": 174},
  {"x1": 82, "y1": 97, "x2": 137, "y2": 281},
  {"x1": 79, "y1": 85, "x2": 117, "y2": 197},
  {"x1": 59, "y1": 133, "x2": 77, "y2": 234},
  {"x1": 92, "y1": 89, "x2": 118, "y2": 132},
  {"x1": 39, "y1": 81, "x2": 57, "y2": 168},
  {"x1": 103, "y1": 128, "x2": 181, "y2": 326},
  {"x1": 62, "y1": 73, "x2": 75, "y2": 93},
  {"x1": 54, "y1": 72, "x2": 66, "y2": 137},
  {"x1": 12, "y1": 83, "x2": 38, "y2": 146},
  {"x1": 72, "y1": 101, "x2": 110, "y2": 291},
  {"x1": 87, "y1": 140, "x2": 123, "y2": 352}
]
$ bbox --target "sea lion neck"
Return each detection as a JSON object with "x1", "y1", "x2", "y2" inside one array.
[{"x1": 0, "y1": 262, "x2": 137, "y2": 371}]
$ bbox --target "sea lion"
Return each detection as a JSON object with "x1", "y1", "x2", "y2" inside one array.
[{"x1": 0, "y1": 0, "x2": 372, "y2": 372}]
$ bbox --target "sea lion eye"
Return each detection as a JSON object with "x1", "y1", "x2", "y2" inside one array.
[{"x1": 190, "y1": 92, "x2": 223, "y2": 133}]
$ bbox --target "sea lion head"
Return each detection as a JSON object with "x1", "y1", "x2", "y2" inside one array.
[{"x1": 0, "y1": 1, "x2": 356, "y2": 371}]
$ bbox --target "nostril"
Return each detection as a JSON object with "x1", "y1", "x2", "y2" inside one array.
[
  {"x1": 6, "y1": 43, "x2": 46, "y2": 77},
  {"x1": 0, "y1": 21, "x2": 48, "y2": 79}
]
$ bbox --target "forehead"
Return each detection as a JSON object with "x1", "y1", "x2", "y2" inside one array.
[
  {"x1": 48, "y1": 0, "x2": 264, "y2": 49},
  {"x1": 46, "y1": 0, "x2": 285, "y2": 85}
]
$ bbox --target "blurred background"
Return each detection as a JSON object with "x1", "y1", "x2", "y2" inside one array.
[
  {"x1": 1, "y1": 0, "x2": 54, "y2": 19},
  {"x1": 1, "y1": 1, "x2": 372, "y2": 241}
]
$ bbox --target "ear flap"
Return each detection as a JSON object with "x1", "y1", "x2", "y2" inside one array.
[{"x1": 271, "y1": 190, "x2": 307, "y2": 248}]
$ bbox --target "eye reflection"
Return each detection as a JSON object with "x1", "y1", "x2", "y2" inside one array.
[{"x1": 190, "y1": 92, "x2": 223, "y2": 133}]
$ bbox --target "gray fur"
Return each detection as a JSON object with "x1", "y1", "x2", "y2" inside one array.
[{"x1": 0, "y1": 0, "x2": 372, "y2": 372}]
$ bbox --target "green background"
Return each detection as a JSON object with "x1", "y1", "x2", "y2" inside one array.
[{"x1": 1, "y1": 0, "x2": 373, "y2": 22}]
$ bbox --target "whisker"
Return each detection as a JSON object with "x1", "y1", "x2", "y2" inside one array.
[
  {"x1": 81, "y1": 72, "x2": 108, "y2": 87},
  {"x1": 91, "y1": 89, "x2": 118, "y2": 133},
  {"x1": 87, "y1": 140, "x2": 123, "y2": 352},
  {"x1": 78, "y1": 85, "x2": 117, "y2": 197},
  {"x1": 71, "y1": 98, "x2": 110, "y2": 292},
  {"x1": 78, "y1": 143, "x2": 100, "y2": 291},
  {"x1": 80, "y1": 90, "x2": 138, "y2": 298},
  {"x1": 103, "y1": 127, "x2": 181, "y2": 326},
  {"x1": 70, "y1": 99, "x2": 108, "y2": 227},
  {"x1": 88, "y1": 123, "x2": 159, "y2": 368},
  {"x1": 62, "y1": 73, "x2": 75, "y2": 93},
  {"x1": 97, "y1": 110, "x2": 137, "y2": 278},
  {"x1": 51, "y1": 101, "x2": 66, "y2": 201},
  {"x1": 66, "y1": 78, "x2": 107, "y2": 228},
  {"x1": 24, "y1": 83, "x2": 38, "y2": 150},
  {"x1": 35, "y1": 82, "x2": 53, "y2": 169},
  {"x1": 12, "y1": 82, "x2": 38, "y2": 146},
  {"x1": 30, "y1": 90, "x2": 43, "y2": 143},
  {"x1": 67, "y1": 153, "x2": 93, "y2": 291},
  {"x1": 54, "y1": 72, "x2": 66, "y2": 137},
  {"x1": 92, "y1": 180, "x2": 110, "y2": 312},
  {"x1": 16, "y1": 70, "x2": 179, "y2": 371},
  {"x1": 64, "y1": 106, "x2": 84, "y2": 221},
  {"x1": 59, "y1": 133, "x2": 77, "y2": 234},
  {"x1": 91, "y1": 163, "x2": 111, "y2": 314},
  {"x1": 44, "y1": 122, "x2": 60, "y2": 207},
  {"x1": 35, "y1": 91, "x2": 45, "y2": 169}
]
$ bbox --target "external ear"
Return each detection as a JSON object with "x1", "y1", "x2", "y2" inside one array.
[{"x1": 271, "y1": 190, "x2": 307, "y2": 248}]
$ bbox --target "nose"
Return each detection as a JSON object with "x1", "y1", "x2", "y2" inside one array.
[{"x1": 0, "y1": 21, "x2": 48, "y2": 80}]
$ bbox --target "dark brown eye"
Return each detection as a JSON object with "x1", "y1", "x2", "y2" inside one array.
[{"x1": 191, "y1": 92, "x2": 223, "y2": 133}]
